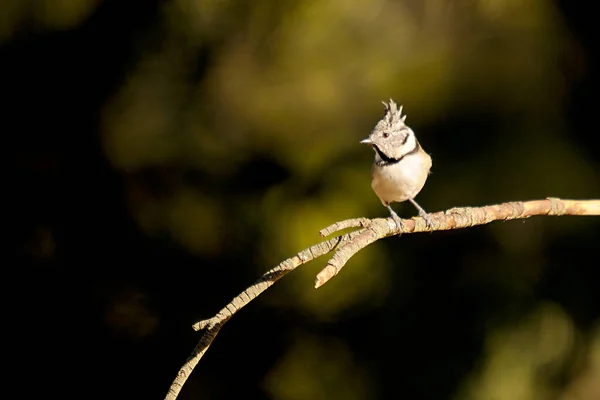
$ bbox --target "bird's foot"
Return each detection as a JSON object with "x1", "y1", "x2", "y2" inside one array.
[
  {"x1": 418, "y1": 211, "x2": 435, "y2": 230},
  {"x1": 408, "y1": 198, "x2": 435, "y2": 230},
  {"x1": 386, "y1": 205, "x2": 404, "y2": 234}
]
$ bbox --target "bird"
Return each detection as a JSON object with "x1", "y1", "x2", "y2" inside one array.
[{"x1": 361, "y1": 99, "x2": 434, "y2": 231}]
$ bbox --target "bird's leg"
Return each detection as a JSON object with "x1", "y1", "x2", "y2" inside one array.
[
  {"x1": 408, "y1": 198, "x2": 434, "y2": 229},
  {"x1": 385, "y1": 203, "x2": 404, "y2": 233}
]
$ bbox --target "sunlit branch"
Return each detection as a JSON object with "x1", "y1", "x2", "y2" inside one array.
[{"x1": 165, "y1": 198, "x2": 599, "y2": 400}]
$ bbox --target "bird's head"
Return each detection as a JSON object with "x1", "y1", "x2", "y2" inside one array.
[{"x1": 361, "y1": 99, "x2": 417, "y2": 161}]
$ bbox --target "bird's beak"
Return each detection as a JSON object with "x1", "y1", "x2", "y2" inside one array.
[{"x1": 360, "y1": 138, "x2": 373, "y2": 145}]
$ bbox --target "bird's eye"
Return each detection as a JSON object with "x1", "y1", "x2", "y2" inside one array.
[{"x1": 383, "y1": 132, "x2": 390, "y2": 138}]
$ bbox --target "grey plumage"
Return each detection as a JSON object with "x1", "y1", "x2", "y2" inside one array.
[{"x1": 361, "y1": 99, "x2": 433, "y2": 230}]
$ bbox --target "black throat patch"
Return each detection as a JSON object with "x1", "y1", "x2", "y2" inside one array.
[{"x1": 374, "y1": 142, "x2": 420, "y2": 167}]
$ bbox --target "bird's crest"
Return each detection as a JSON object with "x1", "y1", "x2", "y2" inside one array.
[{"x1": 381, "y1": 99, "x2": 407, "y2": 129}]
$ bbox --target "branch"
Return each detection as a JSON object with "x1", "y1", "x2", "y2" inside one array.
[{"x1": 165, "y1": 198, "x2": 599, "y2": 399}]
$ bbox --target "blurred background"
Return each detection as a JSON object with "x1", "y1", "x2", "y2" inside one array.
[{"x1": 4, "y1": 0, "x2": 599, "y2": 399}]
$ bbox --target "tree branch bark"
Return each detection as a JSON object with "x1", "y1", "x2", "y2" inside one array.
[{"x1": 165, "y1": 198, "x2": 599, "y2": 400}]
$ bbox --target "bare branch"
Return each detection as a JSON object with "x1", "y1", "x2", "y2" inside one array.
[
  {"x1": 165, "y1": 230, "x2": 363, "y2": 400},
  {"x1": 319, "y1": 217, "x2": 372, "y2": 237},
  {"x1": 316, "y1": 198, "x2": 600, "y2": 287},
  {"x1": 165, "y1": 198, "x2": 599, "y2": 399}
]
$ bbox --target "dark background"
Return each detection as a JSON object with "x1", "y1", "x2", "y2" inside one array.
[{"x1": 4, "y1": 0, "x2": 599, "y2": 399}]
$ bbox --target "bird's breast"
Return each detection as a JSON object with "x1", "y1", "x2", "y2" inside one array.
[{"x1": 371, "y1": 152, "x2": 431, "y2": 204}]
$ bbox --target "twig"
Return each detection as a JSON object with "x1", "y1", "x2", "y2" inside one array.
[{"x1": 165, "y1": 198, "x2": 599, "y2": 400}]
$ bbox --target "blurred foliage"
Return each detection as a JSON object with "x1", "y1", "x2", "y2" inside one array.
[
  {"x1": 5, "y1": 0, "x2": 599, "y2": 399},
  {"x1": 456, "y1": 302, "x2": 576, "y2": 400},
  {"x1": 1, "y1": 0, "x2": 100, "y2": 39},
  {"x1": 264, "y1": 333, "x2": 375, "y2": 400},
  {"x1": 103, "y1": 287, "x2": 160, "y2": 339},
  {"x1": 98, "y1": 0, "x2": 598, "y2": 317}
]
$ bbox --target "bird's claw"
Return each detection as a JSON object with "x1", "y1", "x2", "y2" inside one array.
[
  {"x1": 419, "y1": 212, "x2": 435, "y2": 229},
  {"x1": 391, "y1": 213, "x2": 405, "y2": 233},
  {"x1": 385, "y1": 205, "x2": 405, "y2": 234}
]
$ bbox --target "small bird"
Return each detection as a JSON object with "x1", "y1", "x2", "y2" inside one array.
[{"x1": 361, "y1": 99, "x2": 434, "y2": 231}]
